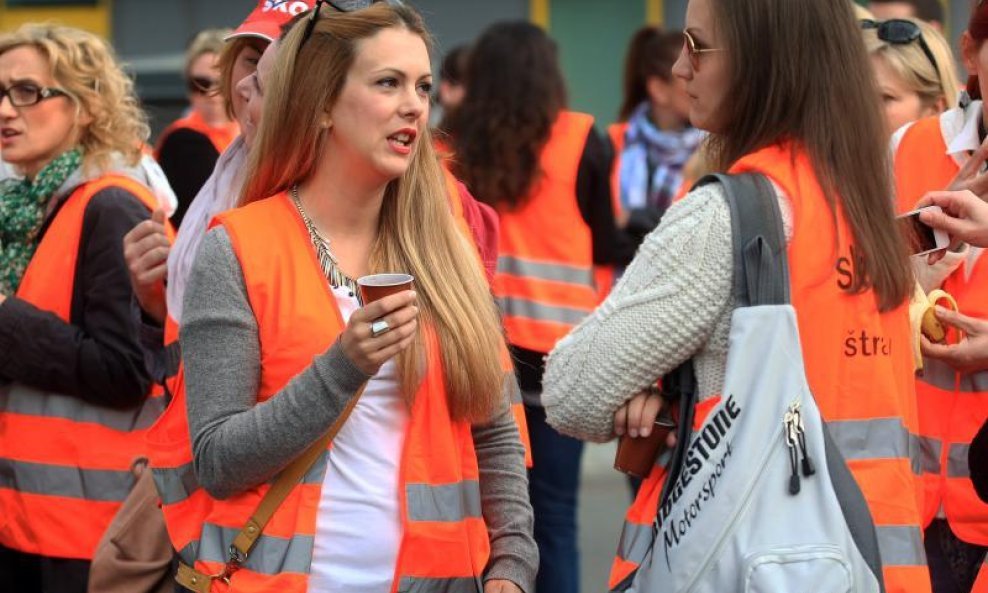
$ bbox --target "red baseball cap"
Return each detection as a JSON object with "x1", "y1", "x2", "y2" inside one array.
[{"x1": 227, "y1": 0, "x2": 317, "y2": 43}]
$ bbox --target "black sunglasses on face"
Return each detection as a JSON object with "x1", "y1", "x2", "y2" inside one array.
[
  {"x1": 860, "y1": 19, "x2": 940, "y2": 79},
  {"x1": 300, "y1": 0, "x2": 405, "y2": 48}
]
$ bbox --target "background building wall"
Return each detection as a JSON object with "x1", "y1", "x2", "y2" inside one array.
[{"x1": 0, "y1": 0, "x2": 973, "y2": 136}]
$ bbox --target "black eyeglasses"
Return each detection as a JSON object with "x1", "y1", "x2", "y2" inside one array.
[
  {"x1": 187, "y1": 76, "x2": 220, "y2": 95},
  {"x1": 0, "y1": 83, "x2": 68, "y2": 108},
  {"x1": 300, "y1": 0, "x2": 405, "y2": 48},
  {"x1": 861, "y1": 19, "x2": 940, "y2": 78}
]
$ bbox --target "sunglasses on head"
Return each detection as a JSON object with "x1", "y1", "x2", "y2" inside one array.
[
  {"x1": 188, "y1": 76, "x2": 219, "y2": 94},
  {"x1": 300, "y1": 0, "x2": 405, "y2": 48},
  {"x1": 860, "y1": 19, "x2": 940, "y2": 78}
]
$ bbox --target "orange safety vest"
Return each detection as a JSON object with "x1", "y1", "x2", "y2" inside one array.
[
  {"x1": 610, "y1": 144, "x2": 930, "y2": 593},
  {"x1": 155, "y1": 110, "x2": 239, "y2": 157},
  {"x1": 151, "y1": 192, "x2": 522, "y2": 591},
  {"x1": 894, "y1": 114, "x2": 988, "y2": 547},
  {"x1": 495, "y1": 110, "x2": 599, "y2": 353},
  {"x1": 0, "y1": 174, "x2": 168, "y2": 560}
]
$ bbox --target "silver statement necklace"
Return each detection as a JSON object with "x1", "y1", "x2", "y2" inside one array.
[{"x1": 291, "y1": 184, "x2": 363, "y2": 304}]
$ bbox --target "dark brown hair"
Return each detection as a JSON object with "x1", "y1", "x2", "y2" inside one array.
[
  {"x1": 617, "y1": 27, "x2": 684, "y2": 122},
  {"x1": 967, "y1": 1, "x2": 988, "y2": 99},
  {"x1": 708, "y1": 0, "x2": 912, "y2": 311},
  {"x1": 446, "y1": 21, "x2": 566, "y2": 209}
]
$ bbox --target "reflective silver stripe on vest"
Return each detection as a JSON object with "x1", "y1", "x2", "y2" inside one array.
[
  {"x1": 177, "y1": 541, "x2": 199, "y2": 567},
  {"x1": 876, "y1": 525, "x2": 926, "y2": 567},
  {"x1": 397, "y1": 576, "x2": 483, "y2": 593},
  {"x1": 827, "y1": 418, "x2": 921, "y2": 474},
  {"x1": 406, "y1": 481, "x2": 482, "y2": 522},
  {"x1": 948, "y1": 443, "x2": 971, "y2": 478},
  {"x1": 152, "y1": 462, "x2": 199, "y2": 505},
  {"x1": 919, "y1": 358, "x2": 957, "y2": 392},
  {"x1": 0, "y1": 458, "x2": 133, "y2": 502},
  {"x1": 497, "y1": 255, "x2": 594, "y2": 287},
  {"x1": 153, "y1": 452, "x2": 326, "y2": 507},
  {"x1": 0, "y1": 382, "x2": 165, "y2": 431},
  {"x1": 615, "y1": 520, "x2": 653, "y2": 563},
  {"x1": 198, "y1": 522, "x2": 313, "y2": 575},
  {"x1": 498, "y1": 296, "x2": 591, "y2": 326},
  {"x1": 918, "y1": 435, "x2": 943, "y2": 475}
]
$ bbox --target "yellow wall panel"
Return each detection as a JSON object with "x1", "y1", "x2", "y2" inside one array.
[
  {"x1": 646, "y1": 0, "x2": 663, "y2": 26},
  {"x1": 0, "y1": 2, "x2": 111, "y2": 38}
]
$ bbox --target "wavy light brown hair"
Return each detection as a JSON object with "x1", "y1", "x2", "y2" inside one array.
[
  {"x1": 240, "y1": 4, "x2": 505, "y2": 422},
  {"x1": 0, "y1": 24, "x2": 149, "y2": 174},
  {"x1": 445, "y1": 21, "x2": 567, "y2": 210},
  {"x1": 707, "y1": 0, "x2": 912, "y2": 311}
]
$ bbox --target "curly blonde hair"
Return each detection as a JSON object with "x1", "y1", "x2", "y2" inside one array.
[{"x1": 0, "y1": 24, "x2": 149, "y2": 174}]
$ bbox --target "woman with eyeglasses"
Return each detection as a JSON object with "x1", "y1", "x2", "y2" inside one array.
[
  {"x1": 610, "y1": 27, "x2": 703, "y2": 247},
  {"x1": 862, "y1": 18, "x2": 958, "y2": 137},
  {"x1": 170, "y1": 4, "x2": 535, "y2": 592},
  {"x1": 0, "y1": 24, "x2": 166, "y2": 593},
  {"x1": 542, "y1": 0, "x2": 930, "y2": 592},
  {"x1": 154, "y1": 28, "x2": 239, "y2": 228},
  {"x1": 890, "y1": 3, "x2": 988, "y2": 592}
]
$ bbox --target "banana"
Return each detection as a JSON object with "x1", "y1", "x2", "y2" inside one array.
[
  {"x1": 909, "y1": 284, "x2": 961, "y2": 372},
  {"x1": 922, "y1": 289, "x2": 959, "y2": 343}
]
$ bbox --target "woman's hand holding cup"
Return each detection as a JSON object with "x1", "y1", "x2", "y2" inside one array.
[{"x1": 341, "y1": 275, "x2": 418, "y2": 376}]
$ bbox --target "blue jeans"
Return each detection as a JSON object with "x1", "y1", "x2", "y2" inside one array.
[{"x1": 525, "y1": 404, "x2": 585, "y2": 593}]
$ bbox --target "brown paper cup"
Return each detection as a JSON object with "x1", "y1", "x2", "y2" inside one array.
[{"x1": 357, "y1": 273, "x2": 414, "y2": 304}]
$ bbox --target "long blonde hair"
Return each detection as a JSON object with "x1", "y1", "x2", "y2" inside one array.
[
  {"x1": 241, "y1": 4, "x2": 504, "y2": 422},
  {"x1": 864, "y1": 18, "x2": 960, "y2": 113},
  {"x1": 0, "y1": 24, "x2": 149, "y2": 174}
]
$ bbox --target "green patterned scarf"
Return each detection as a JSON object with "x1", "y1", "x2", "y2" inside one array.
[{"x1": 0, "y1": 148, "x2": 83, "y2": 295}]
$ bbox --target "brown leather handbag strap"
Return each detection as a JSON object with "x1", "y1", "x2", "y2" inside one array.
[{"x1": 175, "y1": 385, "x2": 365, "y2": 591}]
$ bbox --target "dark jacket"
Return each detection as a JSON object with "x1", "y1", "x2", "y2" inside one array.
[{"x1": 0, "y1": 177, "x2": 154, "y2": 408}]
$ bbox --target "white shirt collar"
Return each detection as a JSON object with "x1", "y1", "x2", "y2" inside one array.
[{"x1": 945, "y1": 99, "x2": 985, "y2": 157}]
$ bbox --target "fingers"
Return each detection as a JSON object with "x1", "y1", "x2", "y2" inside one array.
[
  {"x1": 351, "y1": 290, "x2": 417, "y2": 323},
  {"x1": 952, "y1": 139, "x2": 988, "y2": 187},
  {"x1": 614, "y1": 402, "x2": 628, "y2": 436},
  {"x1": 123, "y1": 218, "x2": 171, "y2": 278},
  {"x1": 341, "y1": 292, "x2": 420, "y2": 375},
  {"x1": 622, "y1": 391, "x2": 663, "y2": 438},
  {"x1": 624, "y1": 393, "x2": 648, "y2": 438},
  {"x1": 151, "y1": 208, "x2": 167, "y2": 225},
  {"x1": 935, "y1": 306, "x2": 982, "y2": 335},
  {"x1": 135, "y1": 261, "x2": 168, "y2": 286},
  {"x1": 918, "y1": 201, "x2": 971, "y2": 239}
]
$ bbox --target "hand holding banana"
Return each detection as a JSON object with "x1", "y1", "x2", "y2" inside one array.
[{"x1": 910, "y1": 285, "x2": 961, "y2": 372}]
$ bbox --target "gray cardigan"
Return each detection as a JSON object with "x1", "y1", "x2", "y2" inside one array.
[{"x1": 181, "y1": 227, "x2": 537, "y2": 591}]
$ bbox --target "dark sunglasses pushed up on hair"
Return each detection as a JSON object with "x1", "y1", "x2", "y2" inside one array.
[
  {"x1": 300, "y1": 0, "x2": 405, "y2": 48},
  {"x1": 860, "y1": 19, "x2": 940, "y2": 78},
  {"x1": 187, "y1": 75, "x2": 220, "y2": 94}
]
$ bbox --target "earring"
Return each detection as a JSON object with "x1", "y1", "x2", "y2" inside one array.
[{"x1": 320, "y1": 119, "x2": 332, "y2": 129}]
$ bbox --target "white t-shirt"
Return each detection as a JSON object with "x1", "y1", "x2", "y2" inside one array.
[{"x1": 308, "y1": 286, "x2": 409, "y2": 591}]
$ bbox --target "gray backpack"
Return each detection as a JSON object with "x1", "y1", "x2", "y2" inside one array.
[{"x1": 613, "y1": 174, "x2": 886, "y2": 593}]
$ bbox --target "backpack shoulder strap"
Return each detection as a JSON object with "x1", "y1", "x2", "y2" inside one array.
[{"x1": 694, "y1": 173, "x2": 790, "y2": 307}]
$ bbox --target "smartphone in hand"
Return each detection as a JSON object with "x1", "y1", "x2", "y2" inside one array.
[{"x1": 897, "y1": 206, "x2": 950, "y2": 257}]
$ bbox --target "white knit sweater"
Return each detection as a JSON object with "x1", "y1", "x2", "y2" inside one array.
[{"x1": 542, "y1": 181, "x2": 792, "y2": 442}]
